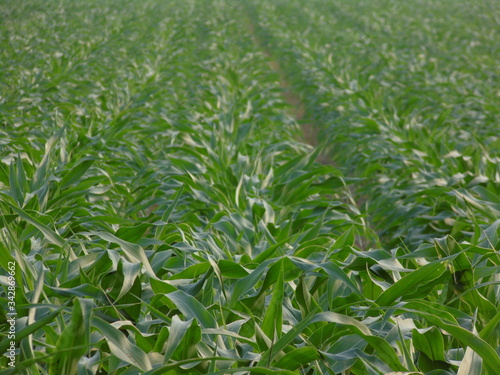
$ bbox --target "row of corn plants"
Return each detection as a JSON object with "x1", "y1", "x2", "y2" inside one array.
[
  {"x1": 0, "y1": 0, "x2": 369, "y2": 373},
  {"x1": 245, "y1": 0, "x2": 500, "y2": 250},
  {"x1": 244, "y1": 0, "x2": 500, "y2": 373},
  {"x1": 1, "y1": 0, "x2": 499, "y2": 374}
]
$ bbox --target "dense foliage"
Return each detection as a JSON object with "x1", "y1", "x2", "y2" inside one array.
[
  {"x1": 1, "y1": 0, "x2": 498, "y2": 374},
  {"x1": 247, "y1": 0, "x2": 500, "y2": 249}
]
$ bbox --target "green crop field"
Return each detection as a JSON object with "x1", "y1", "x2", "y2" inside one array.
[{"x1": 0, "y1": 0, "x2": 498, "y2": 374}]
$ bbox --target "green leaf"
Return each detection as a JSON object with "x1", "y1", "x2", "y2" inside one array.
[
  {"x1": 93, "y1": 231, "x2": 157, "y2": 279},
  {"x1": 401, "y1": 305, "x2": 500, "y2": 375},
  {"x1": 321, "y1": 261, "x2": 364, "y2": 299},
  {"x1": 261, "y1": 259, "x2": 284, "y2": 340},
  {"x1": 274, "y1": 346, "x2": 319, "y2": 370},
  {"x1": 60, "y1": 157, "x2": 95, "y2": 188},
  {"x1": 169, "y1": 261, "x2": 210, "y2": 280},
  {"x1": 115, "y1": 223, "x2": 150, "y2": 243},
  {"x1": 166, "y1": 290, "x2": 217, "y2": 328},
  {"x1": 163, "y1": 315, "x2": 194, "y2": 363},
  {"x1": 218, "y1": 259, "x2": 249, "y2": 278},
  {"x1": 49, "y1": 299, "x2": 89, "y2": 375},
  {"x1": 5, "y1": 202, "x2": 67, "y2": 249},
  {"x1": 259, "y1": 311, "x2": 405, "y2": 371},
  {"x1": 375, "y1": 260, "x2": 448, "y2": 307},
  {"x1": 116, "y1": 259, "x2": 142, "y2": 301},
  {"x1": 0, "y1": 305, "x2": 65, "y2": 355},
  {"x1": 230, "y1": 258, "x2": 276, "y2": 306},
  {"x1": 92, "y1": 316, "x2": 152, "y2": 371},
  {"x1": 413, "y1": 326, "x2": 446, "y2": 362}
]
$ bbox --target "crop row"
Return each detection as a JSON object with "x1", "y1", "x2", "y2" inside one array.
[
  {"x1": 246, "y1": 0, "x2": 500, "y2": 250},
  {"x1": 1, "y1": 0, "x2": 364, "y2": 372}
]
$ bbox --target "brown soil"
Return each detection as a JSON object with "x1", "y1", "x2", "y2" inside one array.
[
  {"x1": 246, "y1": 17, "x2": 376, "y2": 250},
  {"x1": 246, "y1": 20, "x2": 324, "y2": 151}
]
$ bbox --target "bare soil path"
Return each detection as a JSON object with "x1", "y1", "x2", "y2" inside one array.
[
  {"x1": 245, "y1": 15, "x2": 378, "y2": 250},
  {"x1": 246, "y1": 19, "x2": 326, "y2": 158}
]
